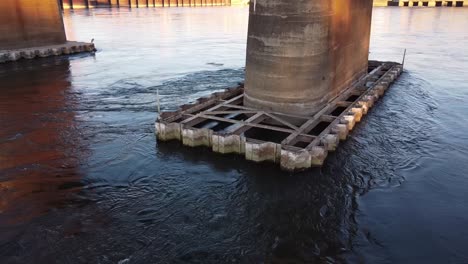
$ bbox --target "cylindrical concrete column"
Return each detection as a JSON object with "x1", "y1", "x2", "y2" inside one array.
[{"x1": 244, "y1": 0, "x2": 373, "y2": 117}]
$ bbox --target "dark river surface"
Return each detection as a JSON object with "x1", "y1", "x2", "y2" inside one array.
[{"x1": 1, "y1": 6, "x2": 468, "y2": 264}]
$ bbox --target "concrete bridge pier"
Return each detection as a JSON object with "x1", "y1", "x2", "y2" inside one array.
[
  {"x1": 244, "y1": 0, "x2": 373, "y2": 119},
  {"x1": 0, "y1": 0, "x2": 94, "y2": 63}
]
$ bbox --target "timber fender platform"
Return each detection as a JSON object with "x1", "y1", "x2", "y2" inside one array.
[
  {"x1": 155, "y1": 61, "x2": 403, "y2": 172},
  {"x1": 0, "y1": 41, "x2": 96, "y2": 63}
]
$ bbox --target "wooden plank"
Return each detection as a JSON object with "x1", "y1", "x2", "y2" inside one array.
[
  {"x1": 263, "y1": 113, "x2": 300, "y2": 131},
  {"x1": 196, "y1": 114, "x2": 295, "y2": 134},
  {"x1": 336, "y1": 101, "x2": 353, "y2": 107},
  {"x1": 280, "y1": 72, "x2": 374, "y2": 146},
  {"x1": 181, "y1": 94, "x2": 244, "y2": 126},
  {"x1": 163, "y1": 90, "x2": 242, "y2": 123},
  {"x1": 230, "y1": 113, "x2": 266, "y2": 135},
  {"x1": 305, "y1": 65, "x2": 398, "y2": 150},
  {"x1": 320, "y1": 115, "x2": 337, "y2": 122},
  {"x1": 202, "y1": 110, "x2": 256, "y2": 115},
  {"x1": 222, "y1": 104, "x2": 311, "y2": 121}
]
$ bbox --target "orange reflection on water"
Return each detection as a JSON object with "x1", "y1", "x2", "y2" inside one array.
[{"x1": 0, "y1": 59, "x2": 86, "y2": 226}]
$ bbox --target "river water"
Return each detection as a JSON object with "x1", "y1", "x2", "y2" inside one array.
[{"x1": 1, "y1": 6, "x2": 468, "y2": 264}]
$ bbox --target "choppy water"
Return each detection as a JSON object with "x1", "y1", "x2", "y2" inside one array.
[{"x1": 1, "y1": 6, "x2": 468, "y2": 264}]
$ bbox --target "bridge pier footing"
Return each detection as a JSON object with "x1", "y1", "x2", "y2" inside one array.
[
  {"x1": 0, "y1": 41, "x2": 96, "y2": 63},
  {"x1": 155, "y1": 62, "x2": 403, "y2": 172}
]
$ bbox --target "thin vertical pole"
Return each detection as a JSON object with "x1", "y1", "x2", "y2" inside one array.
[
  {"x1": 136, "y1": 0, "x2": 139, "y2": 8},
  {"x1": 108, "y1": 0, "x2": 111, "y2": 7},
  {"x1": 117, "y1": 0, "x2": 120, "y2": 7},
  {"x1": 162, "y1": 0, "x2": 165, "y2": 7},
  {"x1": 402, "y1": 49, "x2": 407, "y2": 70},
  {"x1": 128, "y1": 0, "x2": 131, "y2": 8},
  {"x1": 156, "y1": 89, "x2": 161, "y2": 115},
  {"x1": 84, "y1": 0, "x2": 89, "y2": 8},
  {"x1": 59, "y1": 0, "x2": 64, "y2": 10},
  {"x1": 146, "y1": 0, "x2": 149, "y2": 7},
  {"x1": 176, "y1": 0, "x2": 179, "y2": 7},
  {"x1": 153, "y1": 0, "x2": 155, "y2": 7},
  {"x1": 69, "y1": 0, "x2": 74, "y2": 9}
]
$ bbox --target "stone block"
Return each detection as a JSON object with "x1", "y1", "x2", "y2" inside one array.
[
  {"x1": 245, "y1": 141, "x2": 280, "y2": 163},
  {"x1": 182, "y1": 128, "x2": 212, "y2": 147},
  {"x1": 212, "y1": 134, "x2": 243, "y2": 154},
  {"x1": 155, "y1": 122, "x2": 182, "y2": 141},
  {"x1": 322, "y1": 134, "x2": 339, "y2": 151},
  {"x1": 332, "y1": 123, "x2": 348, "y2": 140},
  {"x1": 311, "y1": 146, "x2": 328, "y2": 166},
  {"x1": 280, "y1": 149, "x2": 312, "y2": 171},
  {"x1": 341, "y1": 115, "x2": 356, "y2": 131}
]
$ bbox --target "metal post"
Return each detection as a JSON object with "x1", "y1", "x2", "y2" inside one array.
[
  {"x1": 153, "y1": 0, "x2": 155, "y2": 7},
  {"x1": 128, "y1": 0, "x2": 131, "y2": 8},
  {"x1": 146, "y1": 0, "x2": 149, "y2": 7},
  {"x1": 136, "y1": 0, "x2": 139, "y2": 7},
  {"x1": 402, "y1": 49, "x2": 407, "y2": 70},
  {"x1": 162, "y1": 0, "x2": 165, "y2": 7},
  {"x1": 157, "y1": 89, "x2": 161, "y2": 115},
  {"x1": 69, "y1": 0, "x2": 74, "y2": 9},
  {"x1": 59, "y1": 0, "x2": 64, "y2": 10},
  {"x1": 117, "y1": 0, "x2": 120, "y2": 7},
  {"x1": 84, "y1": 0, "x2": 89, "y2": 8}
]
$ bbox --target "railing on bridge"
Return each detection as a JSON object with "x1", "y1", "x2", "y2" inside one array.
[
  {"x1": 377, "y1": 0, "x2": 466, "y2": 6},
  {"x1": 59, "y1": 0, "x2": 232, "y2": 9}
]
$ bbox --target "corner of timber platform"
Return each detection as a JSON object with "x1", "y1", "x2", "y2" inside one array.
[
  {"x1": 155, "y1": 61, "x2": 403, "y2": 172},
  {"x1": 0, "y1": 41, "x2": 96, "y2": 63}
]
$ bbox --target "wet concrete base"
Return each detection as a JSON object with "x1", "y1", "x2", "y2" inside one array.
[
  {"x1": 156, "y1": 61, "x2": 403, "y2": 172},
  {"x1": 0, "y1": 41, "x2": 96, "y2": 63}
]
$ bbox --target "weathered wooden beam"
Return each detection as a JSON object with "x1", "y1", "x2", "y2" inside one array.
[
  {"x1": 230, "y1": 113, "x2": 267, "y2": 135},
  {"x1": 162, "y1": 90, "x2": 243, "y2": 123},
  {"x1": 222, "y1": 104, "x2": 312, "y2": 121},
  {"x1": 180, "y1": 94, "x2": 244, "y2": 126},
  {"x1": 305, "y1": 65, "x2": 399, "y2": 151},
  {"x1": 203, "y1": 110, "x2": 257, "y2": 115},
  {"x1": 320, "y1": 115, "x2": 337, "y2": 122},
  {"x1": 195, "y1": 114, "x2": 295, "y2": 134},
  {"x1": 337, "y1": 101, "x2": 353, "y2": 107},
  {"x1": 263, "y1": 113, "x2": 299, "y2": 131}
]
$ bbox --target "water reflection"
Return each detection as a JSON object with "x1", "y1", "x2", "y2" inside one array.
[
  {"x1": 0, "y1": 57, "x2": 86, "y2": 226},
  {"x1": 0, "y1": 6, "x2": 468, "y2": 264}
]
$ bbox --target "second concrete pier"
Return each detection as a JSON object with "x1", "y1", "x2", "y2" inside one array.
[{"x1": 244, "y1": 0, "x2": 374, "y2": 119}]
